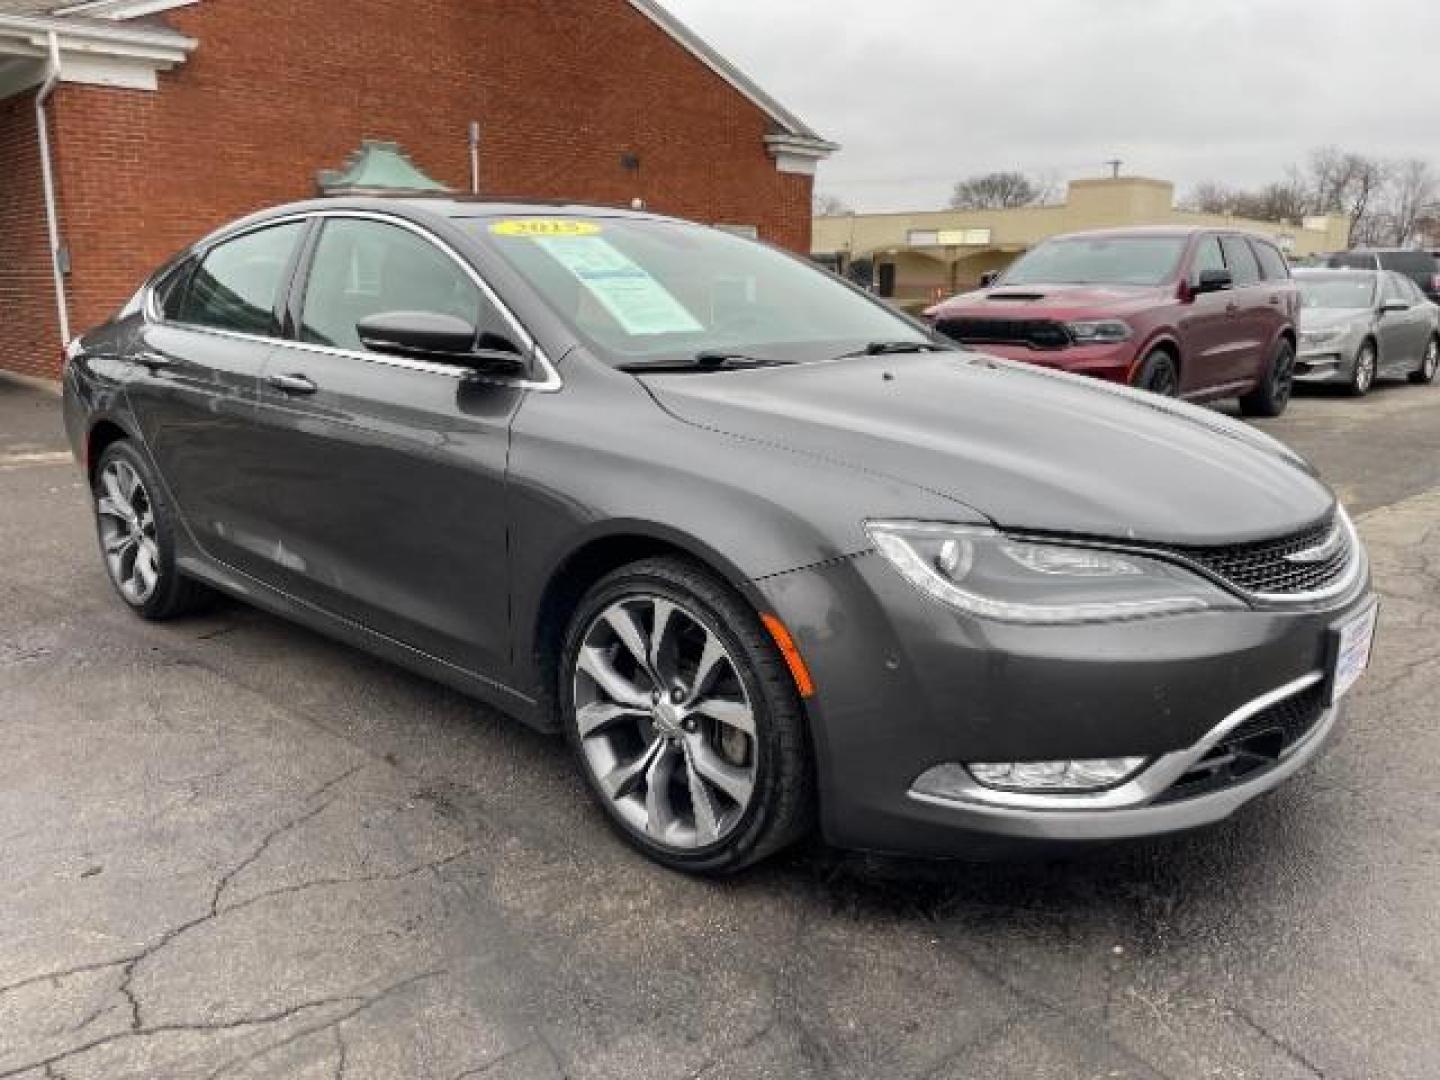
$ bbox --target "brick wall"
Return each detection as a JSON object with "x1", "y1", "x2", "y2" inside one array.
[
  {"x1": 0, "y1": 91, "x2": 62, "y2": 381},
  {"x1": 7, "y1": 0, "x2": 814, "y2": 378}
]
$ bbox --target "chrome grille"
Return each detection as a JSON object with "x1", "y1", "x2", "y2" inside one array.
[{"x1": 1156, "y1": 518, "x2": 1353, "y2": 598}]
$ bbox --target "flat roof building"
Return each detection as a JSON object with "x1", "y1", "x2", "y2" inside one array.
[{"x1": 813, "y1": 177, "x2": 1351, "y2": 309}]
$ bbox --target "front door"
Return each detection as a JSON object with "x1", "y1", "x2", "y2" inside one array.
[
  {"x1": 249, "y1": 216, "x2": 526, "y2": 678},
  {"x1": 124, "y1": 220, "x2": 309, "y2": 577},
  {"x1": 1217, "y1": 236, "x2": 1271, "y2": 387}
]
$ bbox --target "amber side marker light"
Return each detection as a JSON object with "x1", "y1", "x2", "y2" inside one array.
[{"x1": 760, "y1": 613, "x2": 816, "y2": 699}]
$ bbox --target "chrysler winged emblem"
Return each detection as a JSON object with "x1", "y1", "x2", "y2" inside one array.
[{"x1": 1283, "y1": 524, "x2": 1344, "y2": 565}]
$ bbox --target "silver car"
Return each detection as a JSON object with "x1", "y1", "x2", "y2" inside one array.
[{"x1": 1294, "y1": 268, "x2": 1440, "y2": 395}]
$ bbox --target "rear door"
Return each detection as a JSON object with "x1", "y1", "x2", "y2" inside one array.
[
  {"x1": 126, "y1": 219, "x2": 309, "y2": 575},
  {"x1": 249, "y1": 214, "x2": 530, "y2": 677},
  {"x1": 1218, "y1": 235, "x2": 1270, "y2": 384},
  {"x1": 1377, "y1": 273, "x2": 1427, "y2": 373}
]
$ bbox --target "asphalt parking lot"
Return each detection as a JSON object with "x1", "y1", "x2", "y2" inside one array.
[{"x1": 2, "y1": 375, "x2": 1438, "y2": 1080}]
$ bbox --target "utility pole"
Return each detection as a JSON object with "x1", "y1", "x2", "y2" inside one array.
[{"x1": 1105, "y1": 158, "x2": 1123, "y2": 179}]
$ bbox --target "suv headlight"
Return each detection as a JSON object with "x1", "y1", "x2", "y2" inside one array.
[
  {"x1": 1065, "y1": 319, "x2": 1132, "y2": 344},
  {"x1": 1300, "y1": 328, "x2": 1343, "y2": 345},
  {"x1": 865, "y1": 522, "x2": 1240, "y2": 624}
]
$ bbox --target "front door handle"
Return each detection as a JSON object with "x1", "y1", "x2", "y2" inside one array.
[
  {"x1": 1267, "y1": 295, "x2": 1282, "y2": 306},
  {"x1": 267, "y1": 373, "x2": 317, "y2": 395}
]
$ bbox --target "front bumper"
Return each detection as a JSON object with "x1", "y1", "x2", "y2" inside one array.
[
  {"x1": 962, "y1": 341, "x2": 1136, "y2": 383},
  {"x1": 756, "y1": 551, "x2": 1373, "y2": 857},
  {"x1": 1296, "y1": 348, "x2": 1352, "y2": 384}
]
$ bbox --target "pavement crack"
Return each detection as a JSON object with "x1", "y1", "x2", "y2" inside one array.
[
  {"x1": 211, "y1": 764, "x2": 363, "y2": 916},
  {"x1": 1231, "y1": 1005, "x2": 1327, "y2": 1078},
  {"x1": 0, "y1": 957, "x2": 136, "y2": 1003}
]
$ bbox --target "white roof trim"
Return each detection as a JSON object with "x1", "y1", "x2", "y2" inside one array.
[
  {"x1": 52, "y1": 0, "x2": 200, "y2": 19},
  {"x1": 627, "y1": 0, "x2": 836, "y2": 154},
  {"x1": 0, "y1": 10, "x2": 194, "y2": 94}
]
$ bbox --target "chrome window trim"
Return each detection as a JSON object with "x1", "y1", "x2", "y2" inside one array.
[
  {"x1": 142, "y1": 208, "x2": 563, "y2": 392},
  {"x1": 908, "y1": 671, "x2": 1327, "y2": 813}
]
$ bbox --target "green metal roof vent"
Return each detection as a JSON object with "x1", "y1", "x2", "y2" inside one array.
[{"x1": 317, "y1": 140, "x2": 451, "y2": 196}]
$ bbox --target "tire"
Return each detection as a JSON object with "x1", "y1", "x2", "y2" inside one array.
[
  {"x1": 1238, "y1": 338, "x2": 1296, "y2": 418},
  {"x1": 92, "y1": 440, "x2": 209, "y2": 620},
  {"x1": 559, "y1": 557, "x2": 814, "y2": 874},
  {"x1": 1409, "y1": 335, "x2": 1439, "y2": 385},
  {"x1": 1347, "y1": 340, "x2": 1377, "y2": 397},
  {"x1": 1132, "y1": 349, "x2": 1180, "y2": 397}
]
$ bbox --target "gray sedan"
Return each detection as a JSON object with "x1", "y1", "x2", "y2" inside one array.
[{"x1": 1294, "y1": 268, "x2": 1440, "y2": 395}]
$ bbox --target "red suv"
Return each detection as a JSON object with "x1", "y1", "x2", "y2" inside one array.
[{"x1": 926, "y1": 228, "x2": 1301, "y2": 416}]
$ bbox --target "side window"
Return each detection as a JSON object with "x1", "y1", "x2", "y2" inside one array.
[
  {"x1": 1253, "y1": 241, "x2": 1290, "y2": 281},
  {"x1": 299, "y1": 219, "x2": 505, "y2": 354},
  {"x1": 1190, "y1": 237, "x2": 1225, "y2": 283},
  {"x1": 1405, "y1": 278, "x2": 1429, "y2": 303},
  {"x1": 1384, "y1": 273, "x2": 1411, "y2": 303},
  {"x1": 176, "y1": 222, "x2": 305, "y2": 335},
  {"x1": 1220, "y1": 237, "x2": 1261, "y2": 286}
]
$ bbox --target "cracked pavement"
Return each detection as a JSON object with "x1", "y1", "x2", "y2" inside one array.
[{"x1": 2, "y1": 375, "x2": 1438, "y2": 1079}]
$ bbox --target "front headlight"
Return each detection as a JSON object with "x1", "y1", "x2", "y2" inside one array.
[
  {"x1": 1065, "y1": 319, "x2": 1132, "y2": 344},
  {"x1": 865, "y1": 522, "x2": 1240, "y2": 624},
  {"x1": 1300, "y1": 328, "x2": 1344, "y2": 346}
]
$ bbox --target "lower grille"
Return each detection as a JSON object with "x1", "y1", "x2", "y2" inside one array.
[
  {"x1": 935, "y1": 317, "x2": 1072, "y2": 351},
  {"x1": 1155, "y1": 682, "x2": 1327, "y2": 804}
]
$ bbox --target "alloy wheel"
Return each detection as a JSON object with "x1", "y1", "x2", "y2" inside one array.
[
  {"x1": 1272, "y1": 346, "x2": 1295, "y2": 408},
  {"x1": 572, "y1": 594, "x2": 758, "y2": 850},
  {"x1": 1425, "y1": 340, "x2": 1438, "y2": 380},
  {"x1": 1355, "y1": 345, "x2": 1376, "y2": 394},
  {"x1": 96, "y1": 459, "x2": 161, "y2": 604}
]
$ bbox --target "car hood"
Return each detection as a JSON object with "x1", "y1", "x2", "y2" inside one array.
[
  {"x1": 643, "y1": 353, "x2": 1332, "y2": 546},
  {"x1": 1300, "y1": 308, "x2": 1370, "y2": 331},
  {"x1": 927, "y1": 284, "x2": 1170, "y2": 320}
]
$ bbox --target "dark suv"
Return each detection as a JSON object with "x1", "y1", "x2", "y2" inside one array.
[
  {"x1": 1327, "y1": 248, "x2": 1440, "y2": 304},
  {"x1": 926, "y1": 228, "x2": 1301, "y2": 416}
]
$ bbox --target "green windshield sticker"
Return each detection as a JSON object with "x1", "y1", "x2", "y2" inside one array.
[{"x1": 533, "y1": 236, "x2": 703, "y2": 337}]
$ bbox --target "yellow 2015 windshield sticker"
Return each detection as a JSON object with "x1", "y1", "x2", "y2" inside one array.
[{"x1": 491, "y1": 219, "x2": 602, "y2": 238}]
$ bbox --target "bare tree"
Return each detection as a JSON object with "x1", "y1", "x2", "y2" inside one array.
[
  {"x1": 949, "y1": 171, "x2": 1046, "y2": 210},
  {"x1": 1301, "y1": 147, "x2": 1391, "y2": 241},
  {"x1": 1184, "y1": 181, "x2": 1240, "y2": 215},
  {"x1": 812, "y1": 192, "x2": 852, "y2": 217},
  {"x1": 1385, "y1": 159, "x2": 1438, "y2": 246}
]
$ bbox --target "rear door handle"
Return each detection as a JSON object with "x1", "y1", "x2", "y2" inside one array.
[{"x1": 267, "y1": 373, "x2": 317, "y2": 395}]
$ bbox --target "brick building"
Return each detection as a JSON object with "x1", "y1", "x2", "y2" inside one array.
[{"x1": 0, "y1": 0, "x2": 835, "y2": 381}]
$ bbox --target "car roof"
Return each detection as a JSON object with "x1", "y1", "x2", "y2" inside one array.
[
  {"x1": 1293, "y1": 267, "x2": 1381, "y2": 276},
  {"x1": 250, "y1": 195, "x2": 673, "y2": 224},
  {"x1": 1047, "y1": 226, "x2": 1278, "y2": 243}
]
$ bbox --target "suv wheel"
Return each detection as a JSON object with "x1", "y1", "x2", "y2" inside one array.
[
  {"x1": 93, "y1": 441, "x2": 209, "y2": 620},
  {"x1": 560, "y1": 557, "x2": 814, "y2": 874},
  {"x1": 1410, "y1": 335, "x2": 1439, "y2": 385},
  {"x1": 1348, "y1": 340, "x2": 1377, "y2": 397},
  {"x1": 1133, "y1": 349, "x2": 1179, "y2": 397},
  {"x1": 1239, "y1": 339, "x2": 1296, "y2": 418}
]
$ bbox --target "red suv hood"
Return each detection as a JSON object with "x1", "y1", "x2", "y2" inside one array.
[{"x1": 927, "y1": 283, "x2": 1172, "y2": 321}]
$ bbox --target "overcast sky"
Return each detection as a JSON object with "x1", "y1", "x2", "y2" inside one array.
[{"x1": 658, "y1": 0, "x2": 1440, "y2": 212}]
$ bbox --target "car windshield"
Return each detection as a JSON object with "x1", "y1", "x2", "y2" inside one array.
[
  {"x1": 1297, "y1": 274, "x2": 1376, "y2": 309},
  {"x1": 464, "y1": 216, "x2": 930, "y2": 367},
  {"x1": 998, "y1": 236, "x2": 1187, "y2": 287}
]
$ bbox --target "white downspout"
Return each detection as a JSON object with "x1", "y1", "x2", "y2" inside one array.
[{"x1": 36, "y1": 29, "x2": 70, "y2": 346}]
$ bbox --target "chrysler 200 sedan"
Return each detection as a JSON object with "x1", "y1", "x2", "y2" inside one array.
[{"x1": 63, "y1": 199, "x2": 1377, "y2": 873}]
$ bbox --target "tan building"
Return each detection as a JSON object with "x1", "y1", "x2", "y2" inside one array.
[{"x1": 813, "y1": 177, "x2": 1352, "y2": 309}]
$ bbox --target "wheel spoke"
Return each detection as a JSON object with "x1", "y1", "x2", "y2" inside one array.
[
  {"x1": 648, "y1": 598, "x2": 679, "y2": 682},
  {"x1": 576, "y1": 700, "x2": 645, "y2": 739},
  {"x1": 687, "y1": 739, "x2": 754, "y2": 806},
  {"x1": 682, "y1": 743, "x2": 721, "y2": 844},
  {"x1": 577, "y1": 645, "x2": 651, "y2": 708},
  {"x1": 105, "y1": 533, "x2": 137, "y2": 556},
  {"x1": 686, "y1": 634, "x2": 730, "y2": 705},
  {"x1": 600, "y1": 737, "x2": 664, "y2": 801},
  {"x1": 644, "y1": 740, "x2": 682, "y2": 839},
  {"x1": 134, "y1": 546, "x2": 159, "y2": 592},
  {"x1": 603, "y1": 606, "x2": 657, "y2": 681},
  {"x1": 691, "y1": 696, "x2": 754, "y2": 736},
  {"x1": 100, "y1": 472, "x2": 134, "y2": 521}
]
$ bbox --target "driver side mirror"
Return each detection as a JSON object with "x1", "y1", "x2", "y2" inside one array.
[
  {"x1": 979, "y1": 270, "x2": 1001, "y2": 288},
  {"x1": 1194, "y1": 268, "x2": 1233, "y2": 295},
  {"x1": 356, "y1": 311, "x2": 524, "y2": 373}
]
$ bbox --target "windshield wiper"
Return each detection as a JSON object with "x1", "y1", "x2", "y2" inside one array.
[
  {"x1": 836, "y1": 340, "x2": 952, "y2": 360},
  {"x1": 619, "y1": 350, "x2": 791, "y2": 374}
]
